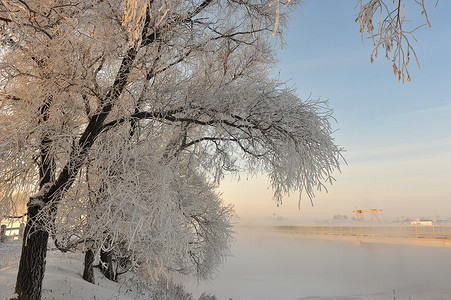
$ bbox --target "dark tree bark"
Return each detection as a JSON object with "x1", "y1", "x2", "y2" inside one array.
[
  {"x1": 15, "y1": 205, "x2": 49, "y2": 300},
  {"x1": 100, "y1": 248, "x2": 116, "y2": 281},
  {"x1": 82, "y1": 249, "x2": 95, "y2": 284},
  {"x1": 15, "y1": 96, "x2": 54, "y2": 300}
]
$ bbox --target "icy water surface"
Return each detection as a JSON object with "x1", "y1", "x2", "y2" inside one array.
[{"x1": 184, "y1": 226, "x2": 451, "y2": 300}]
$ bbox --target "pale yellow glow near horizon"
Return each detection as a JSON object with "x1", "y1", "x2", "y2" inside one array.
[{"x1": 219, "y1": 144, "x2": 451, "y2": 223}]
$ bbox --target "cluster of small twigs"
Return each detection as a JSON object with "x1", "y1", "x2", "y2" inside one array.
[{"x1": 356, "y1": 0, "x2": 435, "y2": 83}]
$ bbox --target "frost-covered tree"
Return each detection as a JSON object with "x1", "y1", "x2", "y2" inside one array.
[{"x1": 9, "y1": 0, "x2": 443, "y2": 298}]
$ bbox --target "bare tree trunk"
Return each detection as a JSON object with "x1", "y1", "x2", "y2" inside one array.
[
  {"x1": 100, "y1": 248, "x2": 116, "y2": 281},
  {"x1": 14, "y1": 205, "x2": 49, "y2": 300},
  {"x1": 82, "y1": 249, "x2": 95, "y2": 284}
]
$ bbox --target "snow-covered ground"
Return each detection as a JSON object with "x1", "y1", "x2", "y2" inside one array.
[
  {"x1": 0, "y1": 239, "x2": 210, "y2": 300},
  {"x1": 1, "y1": 240, "x2": 152, "y2": 299}
]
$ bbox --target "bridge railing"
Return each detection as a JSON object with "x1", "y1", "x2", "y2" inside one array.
[
  {"x1": 273, "y1": 225, "x2": 451, "y2": 239},
  {"x1": 0, "y1": 215, "x2": 26, "y2": 242}
]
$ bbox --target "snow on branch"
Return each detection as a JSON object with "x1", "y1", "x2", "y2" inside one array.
[{"x1": 356, "y1": 0, "x2": 435, "y2": 82}]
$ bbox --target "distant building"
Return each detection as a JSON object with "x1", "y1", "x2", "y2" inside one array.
[
  {"x1": 332, "y1": 214, "x2": 348, "y2": 221},
  {"x1": 410, "y1": 219, "x2": 433, "y2": 226}
]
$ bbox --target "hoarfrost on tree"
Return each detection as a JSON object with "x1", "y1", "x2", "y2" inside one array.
[{"x1": 0, "y1": 0, "x2": 363, "y2": 298}]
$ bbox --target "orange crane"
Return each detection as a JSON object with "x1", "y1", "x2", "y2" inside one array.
[{"x1": 353, "y1": 209, "x2": 382, "y2": 222}]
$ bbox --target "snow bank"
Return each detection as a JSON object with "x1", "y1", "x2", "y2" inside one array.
[{"x1": 0, "y1": 241, "x2": 207, "y2": 300}]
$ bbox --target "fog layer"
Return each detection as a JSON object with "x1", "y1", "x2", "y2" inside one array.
[{"x1": 184, "y1": 226, "x2": 451, "y2": 300}]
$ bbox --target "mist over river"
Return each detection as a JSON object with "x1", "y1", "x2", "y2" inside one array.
[{"x1": 184, "y1": 225, "x2": 451, "y2": 300}]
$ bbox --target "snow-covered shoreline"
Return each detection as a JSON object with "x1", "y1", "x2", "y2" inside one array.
[{"x1": 0, "y1": 240, "x2": 213, "y2": 300}]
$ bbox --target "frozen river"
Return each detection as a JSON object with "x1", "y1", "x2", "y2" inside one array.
[{"x1": 184, "y1": 226, "x2": 451, "y2": 300}]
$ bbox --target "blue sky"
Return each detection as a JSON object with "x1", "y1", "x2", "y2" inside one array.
[{"x1": 221, "y1": 0, "x2": 451, "y2": 222}]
